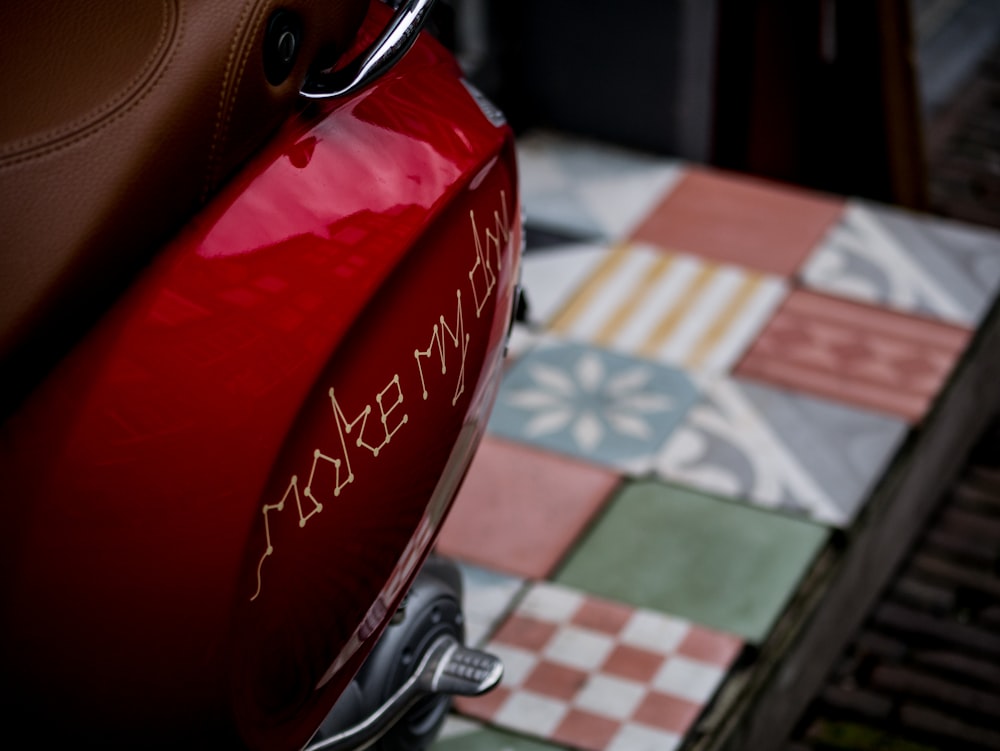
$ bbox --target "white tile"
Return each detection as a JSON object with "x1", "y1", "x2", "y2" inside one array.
[
  {"x1": 543, "y1": 625, "x2": 616, "y2": 671},
  {"x1": 488, "y1": 644, "x2": 538, "y2": 688},
  {"x1": 607, "y1": 722, "x2": 682, "y2": 751},
  {"x1": 517, "y1": 149, "x2": 568, "y2": 193},
  {"x1": 493, "y1": 690, "x2": 569, "y2": 738},
  {"x1": 517, "y1": 582, "x2": 585, "y2": 624},
  {"x1": 652, "y1": 656, "x2": 726, "y2": 704},
  {"x1": 620, "y1": 610, "x2": 690, "y2": 655},
  {"x1": 573, "y1": 674, "x2": 647, "y2": 720}
]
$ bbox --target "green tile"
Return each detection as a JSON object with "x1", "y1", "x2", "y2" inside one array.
[
  {"x1": 555, "y1": 480, "x2": 829, "y2": 643},
  {"x1": 432, "y1": 716, "x2": 564, "y2": 750}
]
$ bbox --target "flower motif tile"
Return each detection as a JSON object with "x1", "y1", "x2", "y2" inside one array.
[
  {"x1": 555, "y1": 481, "x2": 829, "y2": 643},
  {"x1": 518, "y1": 130, "x2": 684, "y2": 242},
  {"x1": 800, "y1": 200, "x2": 1000, "y2": 327},
  {"x1": 438, "y1": 437, "x2": 621, "y2": 579},
  {"x1": 735, "y1": 290, "x2": 972, "y2": 424},
  {"x1": 629, "y1": 169, "x2": 845, "y2": 276},
  {"x1": 455, "y1": 562, "x2": 525, "y2": 648},
  {"x1": 487, "y1": 341, "x2": 699, "y2": 474},
  {"x1": 547, "y1": 243, "x2": 788, "y2": 375},
  {"x1": 455, "y1": 582, "x2": 742, "y2": 751},
  {"x1": 654, "y1": 377, "x2": 908, "y2": 527}
]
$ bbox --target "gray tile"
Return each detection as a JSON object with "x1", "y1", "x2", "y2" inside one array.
[
  {"x1": 801, "y1": 201, "x2": 1000, "y2": 326},
  {"x1": 518, "y1": 130, "x2": 683, "y2": 242},
  {"x1": 656, "y1": 377, "x2": 908, "y2": 526}
]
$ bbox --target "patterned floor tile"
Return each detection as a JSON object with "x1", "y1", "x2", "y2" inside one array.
[
  {"x1": 555, "y1": 481, "x2": 829, "y2": 643},
  {"x1": 433, "y1": 716, "x2": 565, "y2": 750},
  {"x1": 800, "y1": 200, "x2": 1000, "y2": 327},
  {"x1": 518, "y1": 130, "x2": 684, "y2": 242},
  {"x1": 455, "y1": 582, "x2": 742, "y2": 751},
  {"x1": 630, "y1": 169, "x2": 845, "y2": 276},
  {"x1": 547, "y1": 243, "x2": 788, "y2": 375},
  {"x1": 487, "y1": 340, "x2": 700, "y2": 474},
  {"x1": 654, "y1": 377, "x2": 908, "y2": 527},
  {"x1": 456, "y1": 562, "x2": 525, "y2": 648},
  {"x1": 438, "y1": 437, "x2": 621, "y2": 579},
  {"x1": 735, "y1": 289, "x2": 972, "y2": 424},
  {"x1": 521, "y1": 243, "x2": 611, "y2": 326}
]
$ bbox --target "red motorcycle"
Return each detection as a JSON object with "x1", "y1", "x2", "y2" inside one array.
[{"x1": 0, "y1": 1, "x2": 521, "y2": 748}]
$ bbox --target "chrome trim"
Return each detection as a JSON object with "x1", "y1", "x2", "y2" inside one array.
[
  {"x1": 301, "y1": 0, "x2": 438, "y2": 100},
  {"x1": 305, "y1": 635, "x2": 502, "y2": 751}
]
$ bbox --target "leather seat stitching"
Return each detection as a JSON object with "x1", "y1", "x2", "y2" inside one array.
[
  {"x1": 203, "y1": 0, "x2": 270, "y2": 200},
  {"x1": 0, "y1": 0, "x2": 179, "y2": 160}
]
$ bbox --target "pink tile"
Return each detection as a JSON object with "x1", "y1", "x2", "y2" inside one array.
[
  {"x1": 493, "y1": 615, "x2": 559, "y2": 652},
  {"x1": 454, "y1": 684, "x2": 513, "y2": 721},
  {"x1": 602, "y1": 644, "x2": 666, "y2": 684},
  {"x1": 630, "y1": 169, "x2": 845, "y2": 276},
  {"x1": 736, "y1": 290, "x2": 971, "y2": 423},
  {"x1": 676, "y1": 629, "x2": 744, "y2": 667},
  {"x1": 437, "y1": 437, "x2": 621, "y2": 578},
  {"x1": 524, "y1": 662, "x2": 590, "y2": 701},
  {"x1": 572, "y1": 598, "x2": 635, "y2": 636},
  {"x1": 632, "y1": 691, "x2": 702, "y2": 734}
]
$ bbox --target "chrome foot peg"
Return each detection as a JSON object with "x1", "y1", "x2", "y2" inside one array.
[
  {"x1": 306, "y1": 636, "x2": 502, "y2": 751},
  {"x1": 418, "y1": 639, "x2": 503, "y2": 697}
]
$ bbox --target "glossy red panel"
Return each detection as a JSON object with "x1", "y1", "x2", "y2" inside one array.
[{"x1": 0, "y1": 17, "x2": 520, "y2": 750}]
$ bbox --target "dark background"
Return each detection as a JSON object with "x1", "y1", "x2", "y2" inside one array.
[{"x1": 432, "y1": 0, "x2": 1000, "y2": 226}]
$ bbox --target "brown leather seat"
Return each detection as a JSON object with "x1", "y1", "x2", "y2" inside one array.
[{"x1": 0, "y1": 0, "x2": 368, "y2": 416}]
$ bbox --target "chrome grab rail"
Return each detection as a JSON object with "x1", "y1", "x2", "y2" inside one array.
[{"x1": 300, "y1": 0, "x2": 438, "y2": 99}]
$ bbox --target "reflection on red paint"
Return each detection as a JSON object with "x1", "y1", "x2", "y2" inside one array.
[{"x1": 0, "y1": 13, "x2": 521, "y2": 751}]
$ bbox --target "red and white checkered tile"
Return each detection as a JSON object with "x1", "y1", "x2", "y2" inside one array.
[{"x1": 456, "y1": 582, "x2": 743, "y2": 751}]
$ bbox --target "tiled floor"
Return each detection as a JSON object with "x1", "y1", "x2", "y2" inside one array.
[
  {"x1": 430, "y1": 130, "x2": 1000, "y2": 750},
  {"x1": 437, "y1": 437, "x2": 621, "y2": 579},
  {"x1": 735, "y1": 289, "x2": 971, "y2": 424},
  {"x1": 547, "y1": 244, "x2": 788, "y2": 375},
  {"x1": 454, "y1": 582, "x2": 742, "y2": 751}
]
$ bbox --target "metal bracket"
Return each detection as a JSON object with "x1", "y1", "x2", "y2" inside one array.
[
  {"x1": 305, "y1": 635, "x2": 501, "y2": 751},
  {"x1": 300, "y1": 0, "x2": 438, "y2": 100}
]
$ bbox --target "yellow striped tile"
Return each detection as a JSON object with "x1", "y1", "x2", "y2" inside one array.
[{"x1": 549, "y1": 245, "x2": 631, "y2": 334}]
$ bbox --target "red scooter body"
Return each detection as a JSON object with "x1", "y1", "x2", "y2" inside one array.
[{"x1": 0, "y1": 10, "x2": 520, "y2": 749}]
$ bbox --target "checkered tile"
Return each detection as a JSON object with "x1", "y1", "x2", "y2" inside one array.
[{"x1": 455, "y1": 583, "x2": 742, "y2": 751}]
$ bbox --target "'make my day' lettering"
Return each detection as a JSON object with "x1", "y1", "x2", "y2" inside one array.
[{"x1": 250, "y1": 192, "x2": 510, "y2": 601}]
